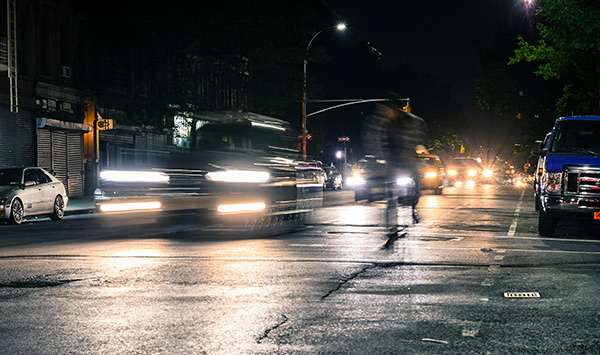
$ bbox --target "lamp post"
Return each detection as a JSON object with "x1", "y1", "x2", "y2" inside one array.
[{"x1": 302, "y1": 23, "x2": 346, "y2": 160}]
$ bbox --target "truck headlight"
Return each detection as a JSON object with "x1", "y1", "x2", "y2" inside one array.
[
  {"x1": 467, "y1": 169, "x2": 477, "y2": 177},
  {"x1": 207, "y1": 170, "x2": 270, "y2": 183},
  {"x1": 447, "y1": 169, "x2": 457, "y2": 176},
  {"x1": 544, "y1": 172, "x2": 563, "y2": 193},
  {"x1": 425, "y1": 171, "x2": 437, "y2": 179},
  {"x1": 483, "y1": 169, "x2": 493, "y2": 178}
]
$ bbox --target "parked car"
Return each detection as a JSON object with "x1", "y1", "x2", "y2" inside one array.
[
  {"x1": 0, "y1": 167, "x2": 68, "y2": 224},
  {"x1": 323, "y1": 165, "x2": 343, "y2": 190},
  {"x1": 418, "y1": 153, "x2": 444, "y2": 194},
  {"x1": 532, "y1": 116, "x2": 600, "y2": 236}
]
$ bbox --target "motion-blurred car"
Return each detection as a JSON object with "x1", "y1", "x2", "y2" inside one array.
[
  {"x1": 0, "y1": 167, "x2": 68, "y2": 224},
  {"x1": 346, "y1": 155, "x2": 419, "y2": 206},
  {"x1": 446, "y1": 157, "x2": 493, "y2": 187},
  {"x1": 418, "y1": 153, "x2": 444, "y2": 194},
  {"x1": 95, "y1": 112, "x2": 324, "y2": 231},
  {"x1": 323, "y1": 165, "x2": 342, "y2": 190}
]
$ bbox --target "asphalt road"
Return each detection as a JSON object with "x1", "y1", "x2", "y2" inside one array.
[{"x1": 1, "y1": 185, "x2": 599, "y2": 354}]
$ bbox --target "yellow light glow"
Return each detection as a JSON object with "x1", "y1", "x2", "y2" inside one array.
[
  {"x1": 454, "y1": 181, "x2": 463, "y2": 187},
  {"x1": 466, "y1": 180, "x2": 476, "y2": 188},
  {"x1": 425, "y1": 171, "x2": 437, "y2": 179},
  {"x1": 100, "y1": 201, "x2": 161, "y2": 212},
  {"x1": 207, "y1": 170, "x2": 270, "y2": 183},
  {"x1": 346, "y1": 176, "x2": 365, "y2": 186},
  {"x1": 217, "y1": 202, "x2": 266, "y2": 214},
  {"x1": 467, "y1": 170, "x2": 477, "y2": 177},
  {"x1": 483, "y1": 169, "x2": 493, "y2": 178},
  {"x1": 448, "y1": 170, "x2": 457, "y2": 176},
  {"x1": 100, "y1": 170, "x2": 169, "y2": 183}
]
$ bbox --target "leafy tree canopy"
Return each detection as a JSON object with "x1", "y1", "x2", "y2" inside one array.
[{"x1": 508, "y1": 0, "x2": 600, "y2": 115}]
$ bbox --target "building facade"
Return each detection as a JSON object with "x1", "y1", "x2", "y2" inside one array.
[{"x1": 0, "y1": 0, "x2": 248, "y2": 196}]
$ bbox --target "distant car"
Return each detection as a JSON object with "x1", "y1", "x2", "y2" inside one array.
[
  {"x1": 446, "y1": 157, "x2": 491, "y2": 188},
  {"x1": 346, "y1": 155, "x2": 419, "y2": 206},
  {"x1": 0, "y1": 167, "x2": 68, "y2": 224},
  {"x1": 418, "y1": 153, "x2": 444, "y2": 194},
  {"x1": 323, "y1": 165, "x2": 343, "y2": 190}
]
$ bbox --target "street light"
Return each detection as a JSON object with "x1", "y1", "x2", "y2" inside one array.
[{"x1": 302, "y1": 23, "x2": 346, "y2": 160}]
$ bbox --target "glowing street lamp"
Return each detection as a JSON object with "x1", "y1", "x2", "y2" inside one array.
[{"x1": 301, "y1": 23, "x2": 347, "y2": 160}]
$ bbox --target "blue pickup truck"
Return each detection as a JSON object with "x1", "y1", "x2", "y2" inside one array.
[{"x1": 532, "y1": 116, "x2": 600, "y2": 236}]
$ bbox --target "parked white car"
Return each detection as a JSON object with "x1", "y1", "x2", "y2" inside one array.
[{"x1": 0, "y1": 167, "x2": 68, "y2": 224}]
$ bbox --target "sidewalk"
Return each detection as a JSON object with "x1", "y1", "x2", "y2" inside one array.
[{"x1": 65, "y1": 197, "x2": 96, "y2": 215}]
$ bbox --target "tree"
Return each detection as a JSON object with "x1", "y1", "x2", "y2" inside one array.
[{"x1": 508, "y1": 0, "x2": 600, "y2": 115}]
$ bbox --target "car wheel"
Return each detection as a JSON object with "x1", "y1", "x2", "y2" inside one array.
[
  {"x1": 9, "y1": 198, "x2": 24, "y2": 225},
  {"x1": 50, "y1": 195, "x2": 65, "y2": 220},
  {"x1": 538, "y1": 209, "x2": 557, "y2": 236}
]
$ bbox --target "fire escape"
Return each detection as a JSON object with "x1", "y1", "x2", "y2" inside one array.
[{"x1": 6, "y1": 0, "x2": 18, "y2": 113}]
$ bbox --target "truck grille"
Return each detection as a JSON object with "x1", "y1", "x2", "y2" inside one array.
[{"x1": 565, "y1": 167, "x2": 600, "y2": 196}]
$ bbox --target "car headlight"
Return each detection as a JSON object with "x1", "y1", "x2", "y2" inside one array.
[
  {"x1": 544, "y1": 172, "x2": 562, "y2": 193},
  {"x1": 346, "y1": 176, "x2": 365, "y2": 186},
  {"x1": 100, "y1": 170, "x2": 170, "y2": 183},
  {"x1": 467, "y1": 169, "x2": 477, "y2": 177},
  {"x1": 483, "y1": 169, "x2": 493, "y2": 178},
  {"x1": 397, "y1": 177, "x2": 415, "y2": 187},
  {"x1": 425, "y1": 171, "x2": 437, "y2": 179},
  {"x1": 206, "y1": 170, "x2": 270, "y2": 183},
  {"x1": 447, "y1": 169, "x2": 457, "y2": 176}
]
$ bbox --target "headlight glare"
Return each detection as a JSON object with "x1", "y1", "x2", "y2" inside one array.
[
  {"x1": 447, "y1": 169, "x2": 457, "y2": 176},
  {"x1": 397, "y1": 177, "x2": 414, "y2": 186},
  {"x1": 425, "y1": 171, "x2": 437, "y2": 179},
  {"x1": 467, "y1": 169, "x2": 477, "y2": 177},
  {"x1": 207, "y1": 170, "x2": 270, "y2": 183},
  {"x1": 483, "y1": 169, "x2": 493, "y2": 178}
]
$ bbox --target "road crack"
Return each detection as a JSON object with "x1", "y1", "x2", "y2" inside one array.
[
  {"x1": 257, "y1": 314, "x2": 289, "y2": 343},
  {"x1": 322, "y1": 265, "x2": 376, "y2": 299}
]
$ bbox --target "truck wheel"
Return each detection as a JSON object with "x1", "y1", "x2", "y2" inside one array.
[{"x1": 538, "y1": 209, "x2": 557, "y2": 236}]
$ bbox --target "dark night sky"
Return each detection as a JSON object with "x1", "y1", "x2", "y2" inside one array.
[
  {"x1": 323, "y1": 0, "x2": 528, "y2": 105},
  {"x1": 312, "y1": 0, "x2": 535, "y2": 164}
]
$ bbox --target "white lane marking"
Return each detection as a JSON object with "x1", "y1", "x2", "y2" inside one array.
[{"x1": 507, "y1": 189, "x2": 525, "y2": 236}]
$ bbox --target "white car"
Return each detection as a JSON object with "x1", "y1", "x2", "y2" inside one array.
[{"x1": 0, "y1": 167, "x2": 68, "y2": 224}]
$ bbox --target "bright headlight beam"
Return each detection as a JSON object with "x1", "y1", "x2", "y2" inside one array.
[
  {"x1": 397, "y1": 177, "x2": 414, "y2": 186},
  {"x1": 100, "y1": 170, "x2": 170, "y2": 183},
  {"x1": 100, "y1": 201, "x2": 161, "y2": 212},
  {"x1": 217, "y1": 202, "x2": 266, "y2": 214},
  {"x1": 448, "y1": 170, "x2": 457, "y2": 176},
  {"x1": 425, "y1": 171, "x2": 437, "y2": 179},
  {"x1": 207, "y1": 170, "x2": 270, "y2": 183},
  {"x1": 346, "y1": 176, "x2": 365, "y2": 186},
  {"x1": 467, "y1": 170, "x2": 477, "y2": 177},
  {"x1": 483, "y1": 169, "x2": 493, "y2": 178}
]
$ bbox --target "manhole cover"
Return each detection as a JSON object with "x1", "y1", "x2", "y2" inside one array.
[{"x1": 503, "y1": 292, "x2": 540, "y2": 298}]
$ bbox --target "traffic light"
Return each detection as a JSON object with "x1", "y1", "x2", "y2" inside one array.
[
  {"x1": 460, "y1": 145, "x2": 465, "y2": 154},
  {"x1": 97, "y1": 118, "x2": 115, "y2": 130}
]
